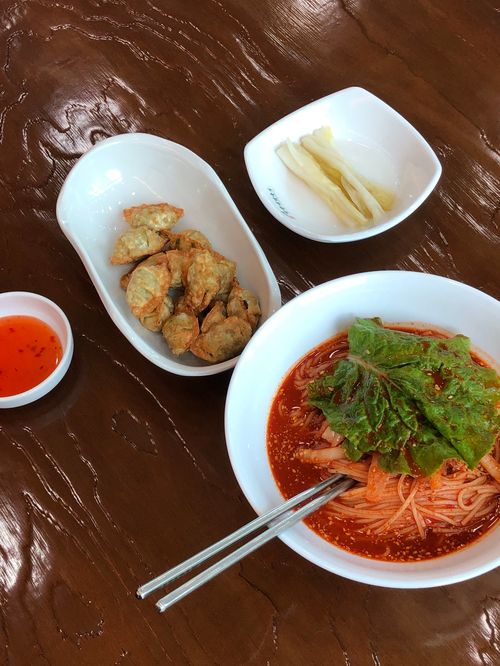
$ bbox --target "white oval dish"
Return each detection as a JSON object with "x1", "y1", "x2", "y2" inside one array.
[
  {"x1": 0, "y1": 292, "x2": 73, "y2": 408},
  {"x1": 244, "y1": 87, "x2": 442, "y2": 243},
  {"x1": 225, "y1": 271, "x2": 500, "y2": 588},
  {"x1": 56, "y1": 133, "x2": 281, "y2": 376}
]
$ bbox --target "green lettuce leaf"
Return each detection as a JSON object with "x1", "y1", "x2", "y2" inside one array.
[{"x1": 308, "y1": 318, "x2": 500, "y2": 476}]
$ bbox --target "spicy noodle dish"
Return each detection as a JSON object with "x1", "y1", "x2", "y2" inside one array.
[{"x1": 267, "y1": 317, "x2": 500, "y2": 562}]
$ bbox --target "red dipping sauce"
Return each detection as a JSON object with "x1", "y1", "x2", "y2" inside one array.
[{"x1": 0, "y1": 315, "x2": 63, "y2": 397}]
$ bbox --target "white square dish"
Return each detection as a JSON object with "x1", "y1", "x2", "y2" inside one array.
[
  {"x1": 244, "y1": 87, "x2": 442, "y2": 243},
  {"x1": 56, "y1": 133, "x2": 281, "y2": 377}
]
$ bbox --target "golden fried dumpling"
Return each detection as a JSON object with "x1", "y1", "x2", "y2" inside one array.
[
  {"x1": 140, "y1": 295, "x2": 175, "y2": 332},
  {"x1": 227, "y1": 283, "x2": 261, "y2": 331},
  {"x1": 123, "y1": 203, "x2": 183, "y2": 232},
  {"x1": 137, "y1": 252, "x2": 169, "y2": 269},
  {"x1": 126, "y1": 261, "x2": 171, "y2": 317},
  {"x1": 162, "y1": 312, "x2": 199, "y2": 356},
  {"x1": 110, "y1": 227, "x2": 165, "y2": 265},
  {"x1": 201, "y1": 301, "x2": 226, "y2": 333},
  {"x1": 119, "y1": 251, "x2": 167, "y2": 290},
  {"x1": 212, "y1": 252, "x2": 237, "y2": 302},
  {"x1": 168, "y1": 229, "x2": 211, "y2": 252},
  {"x1": 184, "y1": 249, "x2": 220, "y2": 312},
  {"x1": 165, "y1": 250, "x2": 189, "y2": 289},
  {"x1": 190, "y1": 316, "x2": 252, "y2": 363}
]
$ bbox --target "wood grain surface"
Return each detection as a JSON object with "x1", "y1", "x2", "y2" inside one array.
[{"x1": 0, "y1": 1, "x2": 499, "y2": 664}]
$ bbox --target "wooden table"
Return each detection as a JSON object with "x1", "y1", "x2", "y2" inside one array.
[{"x1": 1, "y1": 1, "x2": 498, "y2": 664}]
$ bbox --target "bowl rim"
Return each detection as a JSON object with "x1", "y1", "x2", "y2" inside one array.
[
  {"x1": 224, "y1": 270, "x2": 500, "y2": 587},
  {"x1": 56, "y1": 132, "x2": 282, "y2": 377},
  {"x1": 0, "y1": 291, "x2": 74, "y2": 408},
  {"x1": 244, "y1": 86, "x2": 442, "y2": 243}
]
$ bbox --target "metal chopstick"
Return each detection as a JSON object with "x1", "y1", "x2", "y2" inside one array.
[
  {"x1": 137, "y1": 475, "x2": 354, "y2": 612},
  {"x1": 137, "y1": 473, "x2": 343, "y2": 600},
  {"x1": 155, "y1": 477, "x2": 353, "y2": 612}
]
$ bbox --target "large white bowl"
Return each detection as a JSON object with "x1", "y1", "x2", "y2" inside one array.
[
  {"x1": 244, "y1": 87, "x2": 442, "y2": 243},
  {"x1": 225, "y1": 271, "x2": 500, "y2": 587},
  {"x1": 56, "y1": 133, "x2": 281, "y2": 377}
]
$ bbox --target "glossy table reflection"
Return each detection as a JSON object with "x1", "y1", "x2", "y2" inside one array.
[{"x1": 0, "y1": 1, "x2": 498, "y2": 664}]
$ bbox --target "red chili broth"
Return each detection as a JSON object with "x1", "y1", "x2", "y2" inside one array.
[{"x1": 267, "y1": 327, "x2": 500, "y2": 562}]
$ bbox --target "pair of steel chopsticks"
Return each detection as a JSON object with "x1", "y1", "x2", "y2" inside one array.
[{"x1": 137, "y1": 473, "x2": 354, "y2": 612}]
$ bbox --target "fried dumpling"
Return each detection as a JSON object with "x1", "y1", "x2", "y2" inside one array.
[
  {"x1": 168, "y1": 229, "x2": 211, "y2": 252},
  {"x1": 126, "y1": 259, "x2": 171, "y2": 317},
  {"x1": 110, "y1": 227, "x2": 165, "y2": 265},
  {"x1": 190, "y1": 316, "x2": 252, "y2": 363},
  {"x1": 227, "y1": 283, "x2": 261, "y2": 331},
  {"x1": 162, "y1": 312, "x2": 199, "y2": 356},
  {"x1": 140, "y1": 295, "x2": 175, "y2": 332},
  {"x1": 183, "y1": 249, "x2": 220, "y2": 312},
  {"x1": 124, "y1": 203, "x2": 183, "y2": 232}
]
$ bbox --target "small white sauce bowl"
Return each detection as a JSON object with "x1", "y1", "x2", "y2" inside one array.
[
  {"x1": 0, "y1": 292, "x2": 73, "y2": 409},
  {"x1": 245, "y1": 87, "x2": 442, "y2": 243}
]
